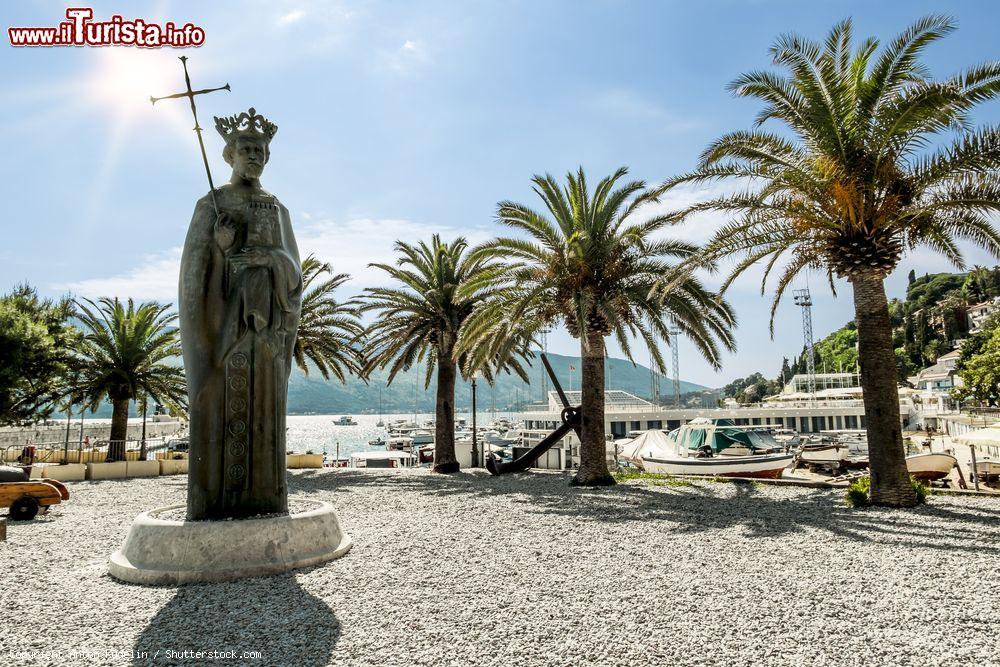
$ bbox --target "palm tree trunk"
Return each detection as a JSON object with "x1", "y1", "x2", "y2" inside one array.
[
  {"x1": 433, "y1": 356, "x2": 459, "y2": 473},
  {"x1": 572, "y1": 332, "x2": 615, "y2": 486},
  {"x1": 851, "y1": 275, "x2": 916, "y2": 507},
  {"x1": 109, "y1": 397, "x2": 130, "y2": 462}
]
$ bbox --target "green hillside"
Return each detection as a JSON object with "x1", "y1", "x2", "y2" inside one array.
[
  {"x1": 64, "y1": 348, "x2": 710, "y2": 419},
  {"x1": 798, "y1": 268, "x2": 1000, "y2": 382}
]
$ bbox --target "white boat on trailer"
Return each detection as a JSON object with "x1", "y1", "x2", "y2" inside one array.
[
  {"x1": 970, "y1": 456, "x2": 1000, "y2": 479},
  {"x1": 642, "y1": 451, "x2": 796, "y2": 479},
  {"x1": 640, "y1": 418, "x2": 795, "y2": 479},
  {"x1": 904, "y1": 452, "x2": 957, "y2": 481},
  {"x1": 798, "y1": 444, "x2": 850, "y2": 465}
]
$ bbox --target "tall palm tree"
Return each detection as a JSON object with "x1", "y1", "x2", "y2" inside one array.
[
  {"x1": 74, "y1": 298, "x2": 186, "y2": 461},
  {"x1": 363, "y1": 235, "x2": 518, "y2": 473},
  {"x1": 293, "y1": 254, "x2": 365, "y2": 382},
  {"x1": 462, "y1": 167, "x2": 736, "y2": 486},
  {"x1": 659, "y1": 17, "x2": 1000, "y2": 505}
]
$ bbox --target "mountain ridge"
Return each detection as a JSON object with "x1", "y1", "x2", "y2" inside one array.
[{"x1": 286, "y1": 350, "x2": 711, "y2": 414}]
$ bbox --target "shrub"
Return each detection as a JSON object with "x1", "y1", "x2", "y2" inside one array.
[
  {"x1": 845, "y1": 476, "x2": 928, "y2": 508},
  {"x1": 612, "y1": 469, "x2": 694, "y2": 487},
  {"x1": 845, "y1": 477, "x2": 871, "y2": 508}
]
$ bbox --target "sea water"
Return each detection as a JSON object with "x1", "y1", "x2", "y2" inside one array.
[
  {"x1": 70, "y1": 412, "x2": 513, "y2": 461},
  {"x1": 285, "y1": 412, "x2": 515, "y2": 460}
]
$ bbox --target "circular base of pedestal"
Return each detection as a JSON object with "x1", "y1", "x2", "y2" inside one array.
[{"x1": 108, "y1": 498, "x2": 352, "y2": 585}]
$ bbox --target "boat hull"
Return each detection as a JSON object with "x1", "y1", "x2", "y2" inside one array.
[
  {"x1": 641, "y1": 453, "x2": 795, "y2": 479},
  {"x1": 798, "y1": 445, "x2": 849, "y2": 464},
  {"x1": 972, "y1": 457, "x2": 1000, "y2": 477},
  {"x1": 905, "y1": 453, "x2": 956, "y2": 481}
]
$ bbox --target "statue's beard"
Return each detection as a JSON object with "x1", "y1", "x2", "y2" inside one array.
[{"x1": 238, "y1": 162, "x2": 264, "y2": 180}]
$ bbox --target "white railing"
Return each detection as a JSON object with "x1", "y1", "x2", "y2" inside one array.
[{"x1": 523, "y1": 400, "x2": 874, "y2": 415}]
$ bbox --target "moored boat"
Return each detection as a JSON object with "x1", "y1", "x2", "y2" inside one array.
[
  {"x1": 798, "y1": 444, "x2": 850, "y2": 464},
  {"x1": 411, "y1": 430, "x2": 434, "y2": 446},
  {"x1": 905, "y1": 452, "x2": 956, "y2": 481},
  {"x1": 349, "y1": 451, "x2": 415, "y2": 468},
  {"x1": 615, "y1": 429, "x2": 672, "y2": 469},
  {"x1": 387, "y1": 436, "x2": 414, "y2": 451},
  {"x1": 640, "y1": 418, "x2": 795, "y2": 478},
  {"x1": 971, "y1": 456, "x2": 1000, "y2": 479},
  {"x1": 642, "y1": 451, "x2": 796, "y2": 479}
]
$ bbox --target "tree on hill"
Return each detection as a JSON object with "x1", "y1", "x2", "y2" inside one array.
[
  {"x1": 954, "y1": 321, "x2": 1000, "y2": 405},
  {"x1": 956, "y1": 314, "x2": 1000, "y2": 373}
]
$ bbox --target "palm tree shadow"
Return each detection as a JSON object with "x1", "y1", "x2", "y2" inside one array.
[
  {"x1": 290, "y1": 469, "x2": 1000, "y2": 556},
  {"x1": 131, "y1": 574, "x2": 339, "y2": 666}
]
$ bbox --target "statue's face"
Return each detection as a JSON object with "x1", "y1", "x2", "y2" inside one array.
[{"x1": 231, "y1": 136, "x2": 267, "y2": 180}]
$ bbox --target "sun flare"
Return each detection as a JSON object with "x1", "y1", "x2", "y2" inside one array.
[{"x1": 87, "y1": 48, "x2": 191, "y2": 130}]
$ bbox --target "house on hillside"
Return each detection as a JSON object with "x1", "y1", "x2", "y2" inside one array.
[
  {"x1": 909, "y1": 349, "x2": 962, "y2": 392},
  {"x1": 907, "y1": 350, "x2": 961, "y2": 428},
  {"x1": 967, "y1": 297, "x2": 1000, "y2": 332}
]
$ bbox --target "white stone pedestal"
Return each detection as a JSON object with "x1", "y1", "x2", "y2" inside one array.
[{"x1": 108, "y1": 498, "x2": 351, "y2": 585}]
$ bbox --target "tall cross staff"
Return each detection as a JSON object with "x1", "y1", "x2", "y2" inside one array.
[{"x1": 151, "y1": 56, "x2": 230, "y2": 216}]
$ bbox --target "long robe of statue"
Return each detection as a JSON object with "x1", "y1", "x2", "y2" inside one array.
[{"x1": 179, "y1": 108, "x2": 302, "y2": 521}]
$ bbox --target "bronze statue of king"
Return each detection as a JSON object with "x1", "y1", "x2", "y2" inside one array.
[{"x1": 179, "y1": 108, "x2": 302, "y2": 520}]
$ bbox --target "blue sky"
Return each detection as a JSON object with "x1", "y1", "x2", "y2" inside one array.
[{"x1": 2, "y1": 0, "x2": 999, "y2": 386}]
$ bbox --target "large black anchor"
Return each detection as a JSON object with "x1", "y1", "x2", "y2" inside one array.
[{"x1": 486, "y1": 353, "x2": 582, "y2": 475}]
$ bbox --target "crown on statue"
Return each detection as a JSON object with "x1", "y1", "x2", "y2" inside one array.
[{"x1": 214, "y1": 107, "x2": 278, "y2": 145}]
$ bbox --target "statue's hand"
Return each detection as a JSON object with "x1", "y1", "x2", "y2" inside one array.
[
  {"x1": 232, "y1": 247, "x2": 272, "y2": 268},
  {"x1": 214, "y1": 212, "x2": 237, "y2": 250}
]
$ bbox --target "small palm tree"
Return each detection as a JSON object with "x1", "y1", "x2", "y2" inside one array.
[
  {"x1": 965, "y1": 265, "x2": 992, "y2": 302},
  {"x1": 363, "y1": 236, "x2": 517, "y2": 473},
  {"x1": 74, "y1": 298, "x2": 186, "y2": 461},
  {"x1": 462, "y1": 167, "x2": 736, "y2": 486},
  {"x1": 659, "y1": 16, "x2": 1000, "y2": 505},
  {"x1": 293, "y1": 255, "x2": 365, "y2": 382}
]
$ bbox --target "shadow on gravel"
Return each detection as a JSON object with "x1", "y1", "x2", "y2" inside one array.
[
  {"x1": 131, "y1": 573, "x2": 339, "y2": 666},
  {"x1": 290, "y1": 469, "x2": 1000, "y2": 556}
]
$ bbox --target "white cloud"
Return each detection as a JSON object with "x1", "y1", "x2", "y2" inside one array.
[
  {"x1": 277, "y1": 9, "x2": 306, "y2": 26},
  {"x1": 296, "y1": 216, "x2": 492, "y2": 290},
  {"x1": 54, "y1": 217, "x2": 493, "y2": 303},
  {"x1": 379, "y1": 39, "x2": 429, "y2": 72},
  {"x1": 59, "y1": 248, "x2": 182, "y2": 303}
]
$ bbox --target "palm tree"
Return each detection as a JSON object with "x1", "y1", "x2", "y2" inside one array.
[
  {"x1": 74, "y1": 298, "x2": 186, "y2": 461},
  {"x1": 362, "y1": 236, "x2": 517, "y2": 473},
  {"x1": 659, "y1": 17, "x2": 1000, "y2": 505},
  {"x1": 293, "y1": 255, "x2": 366, "y2": 382},
  {"x1": 965, "y1": 264, "x2": 992, "y2": 302},
  {"x1": 462, "y1": 167, "x2": 736, "y2": 486}
]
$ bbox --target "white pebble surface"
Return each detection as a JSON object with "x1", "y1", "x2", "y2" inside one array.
[{"x1": 1, "y1": 469, "x2": 998, "y2": 667}]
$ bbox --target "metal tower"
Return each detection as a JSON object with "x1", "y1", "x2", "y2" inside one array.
[
  {"x1": 668, "y1": 325, "x2": 681, "y2": 406},
  {"x1": 649, "y1": 336, "x2": 661, "y2": 406},
  {"x1": 540, "y1": 328, "x2": 550, "y2": 402},
  {"x1": 792, "y1": 288, "x2": 817, "y2": 397}
]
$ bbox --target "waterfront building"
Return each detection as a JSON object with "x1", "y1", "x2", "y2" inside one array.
[{"x1": 518, "y1": 373, "x2": 954, "y2": 458}]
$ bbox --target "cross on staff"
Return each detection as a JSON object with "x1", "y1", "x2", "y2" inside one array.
[{"x1": 151, "y1": 56, "x2": 230, "y2": 216}]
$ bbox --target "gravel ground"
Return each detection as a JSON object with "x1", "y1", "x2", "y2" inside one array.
[{"x1": 1, "y1": 469, "x2": 998, "y2": 667}]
